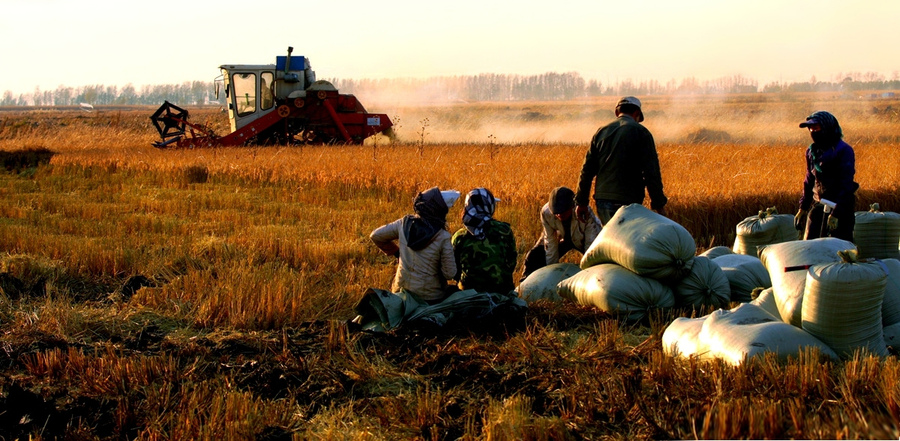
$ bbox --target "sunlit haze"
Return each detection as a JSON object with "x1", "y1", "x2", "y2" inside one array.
[{"x1": 2, "y1": 0, "x2": 899, "y2": 96}]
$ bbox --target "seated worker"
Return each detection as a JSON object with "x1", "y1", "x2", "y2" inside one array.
[
  {"x1": 451, "y1": 188, "x2": 517, "y2": 294},
  {"x1": 521, "y1": 186, "x2": 602, "y2": 280},
  {"x1": 370, "y1": 187, "x2": 457, "y2": 304}
]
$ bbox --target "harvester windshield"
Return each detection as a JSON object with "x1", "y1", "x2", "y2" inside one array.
[{"x1": 233, "y1": 73, "x2": 257, "y2": 117}]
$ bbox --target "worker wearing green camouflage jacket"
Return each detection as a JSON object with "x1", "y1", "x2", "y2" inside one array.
[{"x1": 451, "y1": 188, "x2": 517, "y2": 294}]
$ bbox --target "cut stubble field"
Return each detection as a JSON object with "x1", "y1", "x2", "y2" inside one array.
[{"x1": 0, "y1": 93, "x2": 899, "y2": 439}]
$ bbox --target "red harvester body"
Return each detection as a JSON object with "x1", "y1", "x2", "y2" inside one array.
[{"x1": 150, "y1": 47, "x2": 393, "y2": 148}]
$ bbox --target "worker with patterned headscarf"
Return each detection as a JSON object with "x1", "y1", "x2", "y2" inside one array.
[
  {"x1": 794, "y1": 111, "x2": 859, "y2": 241},
  {"x1": 451, "y1": 188, "x2": 517, "y2": 294}
]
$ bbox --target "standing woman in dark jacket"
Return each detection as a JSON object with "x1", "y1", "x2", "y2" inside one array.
[{"x1": 794, "y1": 111, "x2": 859, "y2": 241}]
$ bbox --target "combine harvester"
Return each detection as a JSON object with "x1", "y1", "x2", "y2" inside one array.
[{"x1": 150, "y1": 47, "x2": 393, "y2": 148}]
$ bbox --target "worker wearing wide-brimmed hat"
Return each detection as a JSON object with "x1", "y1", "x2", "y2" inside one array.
[
  {"x1": 794, "y1": 110, "x2": 858, "y2": 241},
  {"x1": 521, "y1": 186, "x2": 602, "y2": 281},
  {"x1": 574, "y1": 96, "x2": 667, "y2": 225}
]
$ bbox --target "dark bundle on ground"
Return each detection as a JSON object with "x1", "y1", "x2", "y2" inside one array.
[{"x1": 0, "y1": 147, "x2": 55, "y2": 172}]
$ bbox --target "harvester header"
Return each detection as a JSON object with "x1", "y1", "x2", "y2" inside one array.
[{"x1": 150, "y1": 47, "x2": 393, "y2": 148}]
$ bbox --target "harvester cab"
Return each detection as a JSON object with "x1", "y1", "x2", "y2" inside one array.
[
  {"x1": 219, "y1": 49, "x2": 315, "y2": 134},
  {"x1": 151, "y1": 47, "x2": 394, "y2": 148}
]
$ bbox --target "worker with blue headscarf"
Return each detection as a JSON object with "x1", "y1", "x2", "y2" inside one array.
[{"x1": 794, "y1": 111, "x2": 859, "y2": 241}]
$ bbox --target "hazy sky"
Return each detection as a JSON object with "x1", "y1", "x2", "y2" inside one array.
[{"x1": 3, "y1": 0, "x2": 899, "y2": 96}]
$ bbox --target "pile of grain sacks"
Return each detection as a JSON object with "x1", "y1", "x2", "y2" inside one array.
[
  {"x1": 662, "y1": 202, "x2": 900, "y2": 365},
  {"x1": 666, "y1": 239, "x2": 899, "y2": 365},
  {"x1": 518, "y1": 203, "x2": 900, "y2": 366},
  {"x1": 521, "y1": 204, "x2": 741, "y2": 322},
  {"x1": 852, "y1": 204, "x2": 900, "y2": 349},
  {"x1": 558, "y1": 204, "x2": 693, "y2": 321}
]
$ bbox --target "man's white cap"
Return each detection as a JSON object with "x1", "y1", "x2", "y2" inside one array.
[
  {"x1": 616, "y1": 96, "x2": 641, "y2": 109},
  {"x1": 616, "y1": 96, "x2": 644, "y2": 122}
]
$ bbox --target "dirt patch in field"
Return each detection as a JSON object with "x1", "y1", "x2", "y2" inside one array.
[{"x1": 683, "y1": 127, "x2": 733, "y2": 144}]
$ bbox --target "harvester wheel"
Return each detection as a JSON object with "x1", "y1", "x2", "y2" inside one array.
[
  {"x1": 277, "y1": 105, "x2": 291, "y2": 118},
  {"x1": 317, "y1": 91, "x2": 327, "y2": 100},
  {"x1": 293, "y1": 98, "x2": 305, "y2": 108}
]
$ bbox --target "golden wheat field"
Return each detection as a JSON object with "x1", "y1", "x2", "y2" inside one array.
[{"x1": 0, "y1": 93, "x2": 899, "y2": 440}]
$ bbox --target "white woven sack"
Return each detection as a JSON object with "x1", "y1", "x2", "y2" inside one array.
[
  {"x1": 699, "y1": 303, "x2": 837, "y2": 366},
  {"x1": 517, "y1": 263, "x2": 581, "y2": 303},
  {"x1": 713, "y1": 254, "x2": 772, "y2": 303},
  {"x1": 883, "y1": 322, "x2": 900, "y2": 350},
  {"x1": 801, "y1": 256, "x2": 888, "y2": 359},
  {"x1": 749, "y1": 287, "x2": 781, "y2": 320},
  {"x1": 662, "y1": 317, "x2": 708, "y2": 359},
  {"x1": 580, "y1": 204, "x2": 695, "y2": 283},
  {"x1": 854, "y1": 205, "x2": 900, "y2": 259},
  {"x1": 880, "y1": 259, "x2": 900, "y2": 326},
  {"x1": 671, "y1": 256, "x2": 731, "y2": 309},
  {"x1": 732, "y1": 210, "x2": 798, "y2": 256},
  {"x1": 700, "y1": 246, "x2": 733, "y2": 260},
  {"x1": 557, "y1": 263, "x2": 674, "y2": 322},
  {"x1": 758, "y1": 237, "x2": 855, "y2": 327}
]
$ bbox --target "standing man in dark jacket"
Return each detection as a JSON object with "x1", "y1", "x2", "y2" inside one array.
[
  {"x1": 794, "y1": 111, "x2": 858, "y2": 241},
  {"x1": 575, "y1": 96, "x2": 667, "y2": 224}
]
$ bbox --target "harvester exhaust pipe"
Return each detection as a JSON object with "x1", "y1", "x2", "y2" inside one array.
[{"x1": 285, "y1": 46, "x2": 293, "y2": 72}]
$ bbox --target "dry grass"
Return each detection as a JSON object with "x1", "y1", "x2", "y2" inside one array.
[{"x1": 0, "y1": 94, "x2": 899, "y2": 439}]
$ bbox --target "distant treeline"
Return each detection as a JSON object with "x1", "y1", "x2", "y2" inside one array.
[
  {"x1": 0, "y1": 82, "x2": 217, "y2": 107},
  {"x1": 332, "y1": 72, "x2": 900, "y2": 102},
  {"x1": 3, "y1": 72, "x2": 899, "y2": 106}
]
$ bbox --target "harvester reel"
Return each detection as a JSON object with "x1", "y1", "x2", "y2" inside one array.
[{"x1": 150, "y1": 101, "x2": 190, "y2": 140}]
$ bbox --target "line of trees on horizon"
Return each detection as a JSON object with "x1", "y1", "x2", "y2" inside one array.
[
  {"x1": 0, "y1": 82, "x2": 213, "y2": 107},
  {"x1": 2, "y1": 71, "x2": 898, "y2": 107}
]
